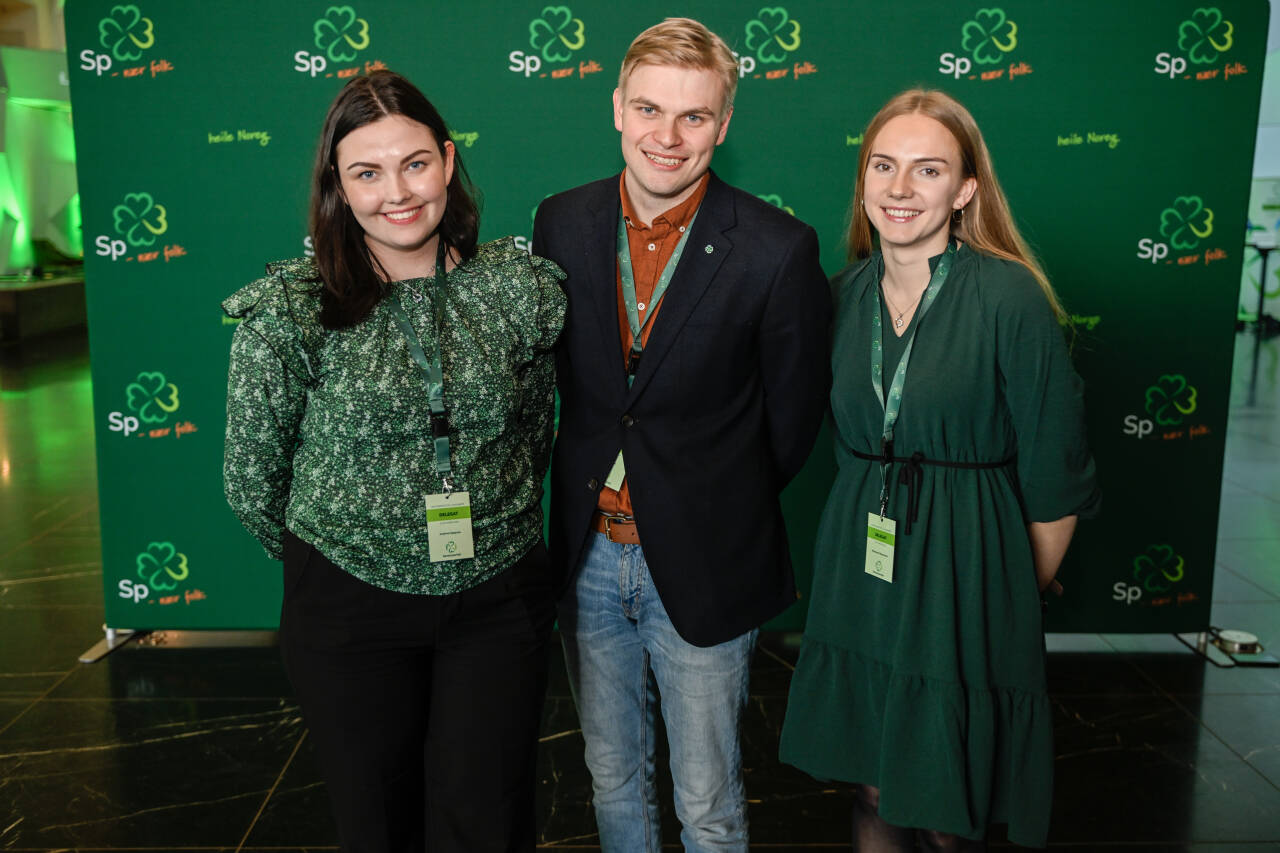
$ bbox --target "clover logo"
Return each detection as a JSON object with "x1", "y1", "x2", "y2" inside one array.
[
  {"x1": 136, "y1": 541, "x2": 189, "y2": 592},
  {"x1": 529, "y1": 6, "x2": 586, "y2": 63},
  {"x1": 960, "y1": 7, "x2": 1017, "y2": 65},
  {"x1": 126, "y1": 371, "x2": 180, "y2": 424},
  {"x1": 112, "y1": 192, "x2": 167, "y2": 248},
  {"x1": 743, "y1": 7, "x2": 802, "y2": 64},
  {"x1": 314, "y1": 6, "x2": 370, "y2": 63},
  {"x1": 1178, "y1": 7, "x2": 1233, "y2": 65},
  {"x1": 98, "y1": 5, "x2": 155, "y2": 61},
  {"x1": 1132, "y1": 544, "x2": 1185, "y2": 593},
  {"x1": 1159, "y1": 195, "x2": 1214, "y2": 250},
  {"x1": 1144, "y1": 374, "x2": 1197, "y2": 426},
  {"x1": 756, "y1": 194, "x2": 795, "y2": 216}
]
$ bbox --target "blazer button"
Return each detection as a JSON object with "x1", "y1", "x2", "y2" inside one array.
[
  {"x1": 621, "y1": 414, "x2": 636, "y2": 427},
  {"x1": 587, "y1": 478, "x2": 599, "y2": 491}
]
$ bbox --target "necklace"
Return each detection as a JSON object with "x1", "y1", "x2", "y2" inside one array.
[
  {"x1": 881, "y1": 284, "x2": 925, "y2": 329},
  {"x1": 400, "y1": 280, "x2": 424, "y2": 303}
]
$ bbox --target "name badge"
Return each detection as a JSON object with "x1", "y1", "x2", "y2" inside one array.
[
  {"x1": 865, "y1": 512, "x2": 895, "y2": 583},
  {"x1": 425, "y1": 492, "x2": 474, "y2": 563}
]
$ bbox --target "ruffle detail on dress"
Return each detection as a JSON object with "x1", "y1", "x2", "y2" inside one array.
[
  {"x1": 223, "y1": 257, "x2": 321, "y2": 318},
  {"x1": 780, "y1": 637, "x2": 1053, "y2": 847},
  {"x1": 222, "y1": 258, "x2": 324, "y2": 387},
  {"x1": 465, "y1": 237, "x2": 566, "y2": 281}
]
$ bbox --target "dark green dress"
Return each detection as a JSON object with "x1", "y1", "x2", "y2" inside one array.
[{"x1": 779, "y1": 245, "x2": 1099, "y2": 848}]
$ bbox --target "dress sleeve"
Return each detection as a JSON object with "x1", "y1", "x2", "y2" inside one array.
[
  {"x1": 518, "y1": 254, "x2": 567, "y2": 481},
  {"x1": 988, "y1": 259, "x2": 1100, "y2": 522},
  {"x1": 222, "y1": 305, "x2": 310, "y2": 560}
]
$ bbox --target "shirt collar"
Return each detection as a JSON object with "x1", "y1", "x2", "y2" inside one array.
[{"x1": 619, "y1": 172, "x2": 710, "y2": 233}]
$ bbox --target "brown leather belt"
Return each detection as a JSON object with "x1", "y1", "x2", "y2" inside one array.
[{"x1": 592, "y1": 512, "x2": 640, "y2": 544}]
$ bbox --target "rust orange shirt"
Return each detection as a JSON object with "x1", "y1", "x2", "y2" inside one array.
[{"x1": 597, "y1": 172, "x2": 710, "y2": 519}]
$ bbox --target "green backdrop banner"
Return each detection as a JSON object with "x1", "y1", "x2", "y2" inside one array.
[{"x1": 65, "y1": 0, "x2": 1268, "y2": 631}]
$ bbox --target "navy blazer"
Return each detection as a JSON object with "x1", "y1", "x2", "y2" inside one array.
[{"x1": 533, "y1": 172, "x2": 832, "y2": 647}]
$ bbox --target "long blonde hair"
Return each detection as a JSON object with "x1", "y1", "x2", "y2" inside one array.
[{"x1": 848, "y1": 89, "x2": 1066, "y2": 323}]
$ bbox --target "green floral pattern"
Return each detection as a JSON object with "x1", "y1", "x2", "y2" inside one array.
[{"x1": 223, "y1": 239, "x2": 565, "y2": 595}]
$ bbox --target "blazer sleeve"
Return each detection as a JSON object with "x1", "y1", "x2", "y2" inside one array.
[
  {"x1": 532, "y1": 200, "x2": 555, "y2": 260},
  {"x1": 757, "y1": 224, "x2": 832, "y2": 486}
]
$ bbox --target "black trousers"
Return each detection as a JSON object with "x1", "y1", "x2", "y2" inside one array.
[{"x1": 279, "y1": 532, "x2": 555, "y2": 853}]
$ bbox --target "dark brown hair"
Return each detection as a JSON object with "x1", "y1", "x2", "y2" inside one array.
[
  {"x1": 848, "y1": 89, "x2": 1065, "y2": 322},
  {"x1": 311, "y1": 70, "x2": 479, "y2": 329}
]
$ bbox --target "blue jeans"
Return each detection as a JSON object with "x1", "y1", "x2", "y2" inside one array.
[{"x1": 559, "y1": 532, "x2": 757, "y2": 853}]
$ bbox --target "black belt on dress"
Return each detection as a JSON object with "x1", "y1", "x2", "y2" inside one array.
[{"x1": 851, "y1": 445, "x2": 1015, "y2": 535}]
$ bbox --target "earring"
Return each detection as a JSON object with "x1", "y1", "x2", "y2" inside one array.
[{"x1": 952, "y1": 207, "x2": 965, "y2": 223}]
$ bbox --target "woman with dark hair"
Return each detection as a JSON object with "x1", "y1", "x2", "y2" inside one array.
[
  {"x1": 222, "y1": 70, "x2": 565, "y2": 853},
  {"x1": 780, "y1": 89, "x2": 1099, "y2": 850}
]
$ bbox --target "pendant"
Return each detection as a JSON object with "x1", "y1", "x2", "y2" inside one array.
[{"x1": 894, "y1": 316, "x2": 905, "y2": 328}]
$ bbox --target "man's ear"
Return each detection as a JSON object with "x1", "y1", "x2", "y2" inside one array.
[{"x1": 715, "y1": 104, "x2": 734, "y2": 146}]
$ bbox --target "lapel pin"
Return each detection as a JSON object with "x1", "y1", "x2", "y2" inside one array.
[{"x1": 704, "y1": 244, "x2": 714, "y2": 254}]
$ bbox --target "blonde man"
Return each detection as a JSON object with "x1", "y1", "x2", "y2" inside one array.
[{"x1": 534, "y1": 18, "x2": 830, "y2": 852}]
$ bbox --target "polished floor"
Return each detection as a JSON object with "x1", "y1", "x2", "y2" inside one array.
[{"x1": 2, "y1": 327, "x2": 1279, "y2": 852}]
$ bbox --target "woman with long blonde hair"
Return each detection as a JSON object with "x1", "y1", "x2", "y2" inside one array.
[{"x1": 780, "y1": 90, "x2": 1099, "y2": 850}]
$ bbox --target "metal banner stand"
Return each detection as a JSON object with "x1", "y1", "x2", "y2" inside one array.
[
  {"x1": 78, "y1": 626, "x2": 277, "y2": 663},
  {"x1": 1245, "y1": 239, "x2": 1275, "y2": 407},
  {"x1": 78, "y1": 626, "x2": 142, "y2": 663}
]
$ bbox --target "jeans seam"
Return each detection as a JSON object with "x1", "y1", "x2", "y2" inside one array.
[{"x1": 640, "y1": 648, "x2": 653, "y2": 853}]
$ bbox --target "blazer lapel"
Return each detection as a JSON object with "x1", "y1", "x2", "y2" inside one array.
[
  {"x1": 625, "y1": 173, "x2": 734, "y2": 402},
  {"x1": 582, "y1": 186, "x2": 628, "y2": 393}
]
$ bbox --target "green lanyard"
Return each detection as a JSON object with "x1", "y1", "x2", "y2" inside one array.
[
  {"x1": 871, "y1": 242, "x2": 955, "y2": 515},
  {"x1": 617, "y1": 205, "x2": 697, "y2": 383},
  {"x1": 387, "y1": 241, "x2": 455, "y2": 492}
]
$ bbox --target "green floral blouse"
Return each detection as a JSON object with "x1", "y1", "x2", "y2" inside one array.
[{"x1": 222, "y1": 238, "x2": 566, "y2": 595}]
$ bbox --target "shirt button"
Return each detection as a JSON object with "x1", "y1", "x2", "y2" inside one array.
[
  {"x1": 647, "y1": 243, "x2": 656, "y2": 251},
  {"x1": 678, "y1": 226, "x2": 686, "y2": 233},
  {"x1": 587, "y1": 478, "x2": 599, "y2": 490},
  {"x1": 637, "y1": 301, "x2": 646, "y2": 311},
  {"x1": 621, "y1": 414, "x2": 636, "y2": 427}
]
